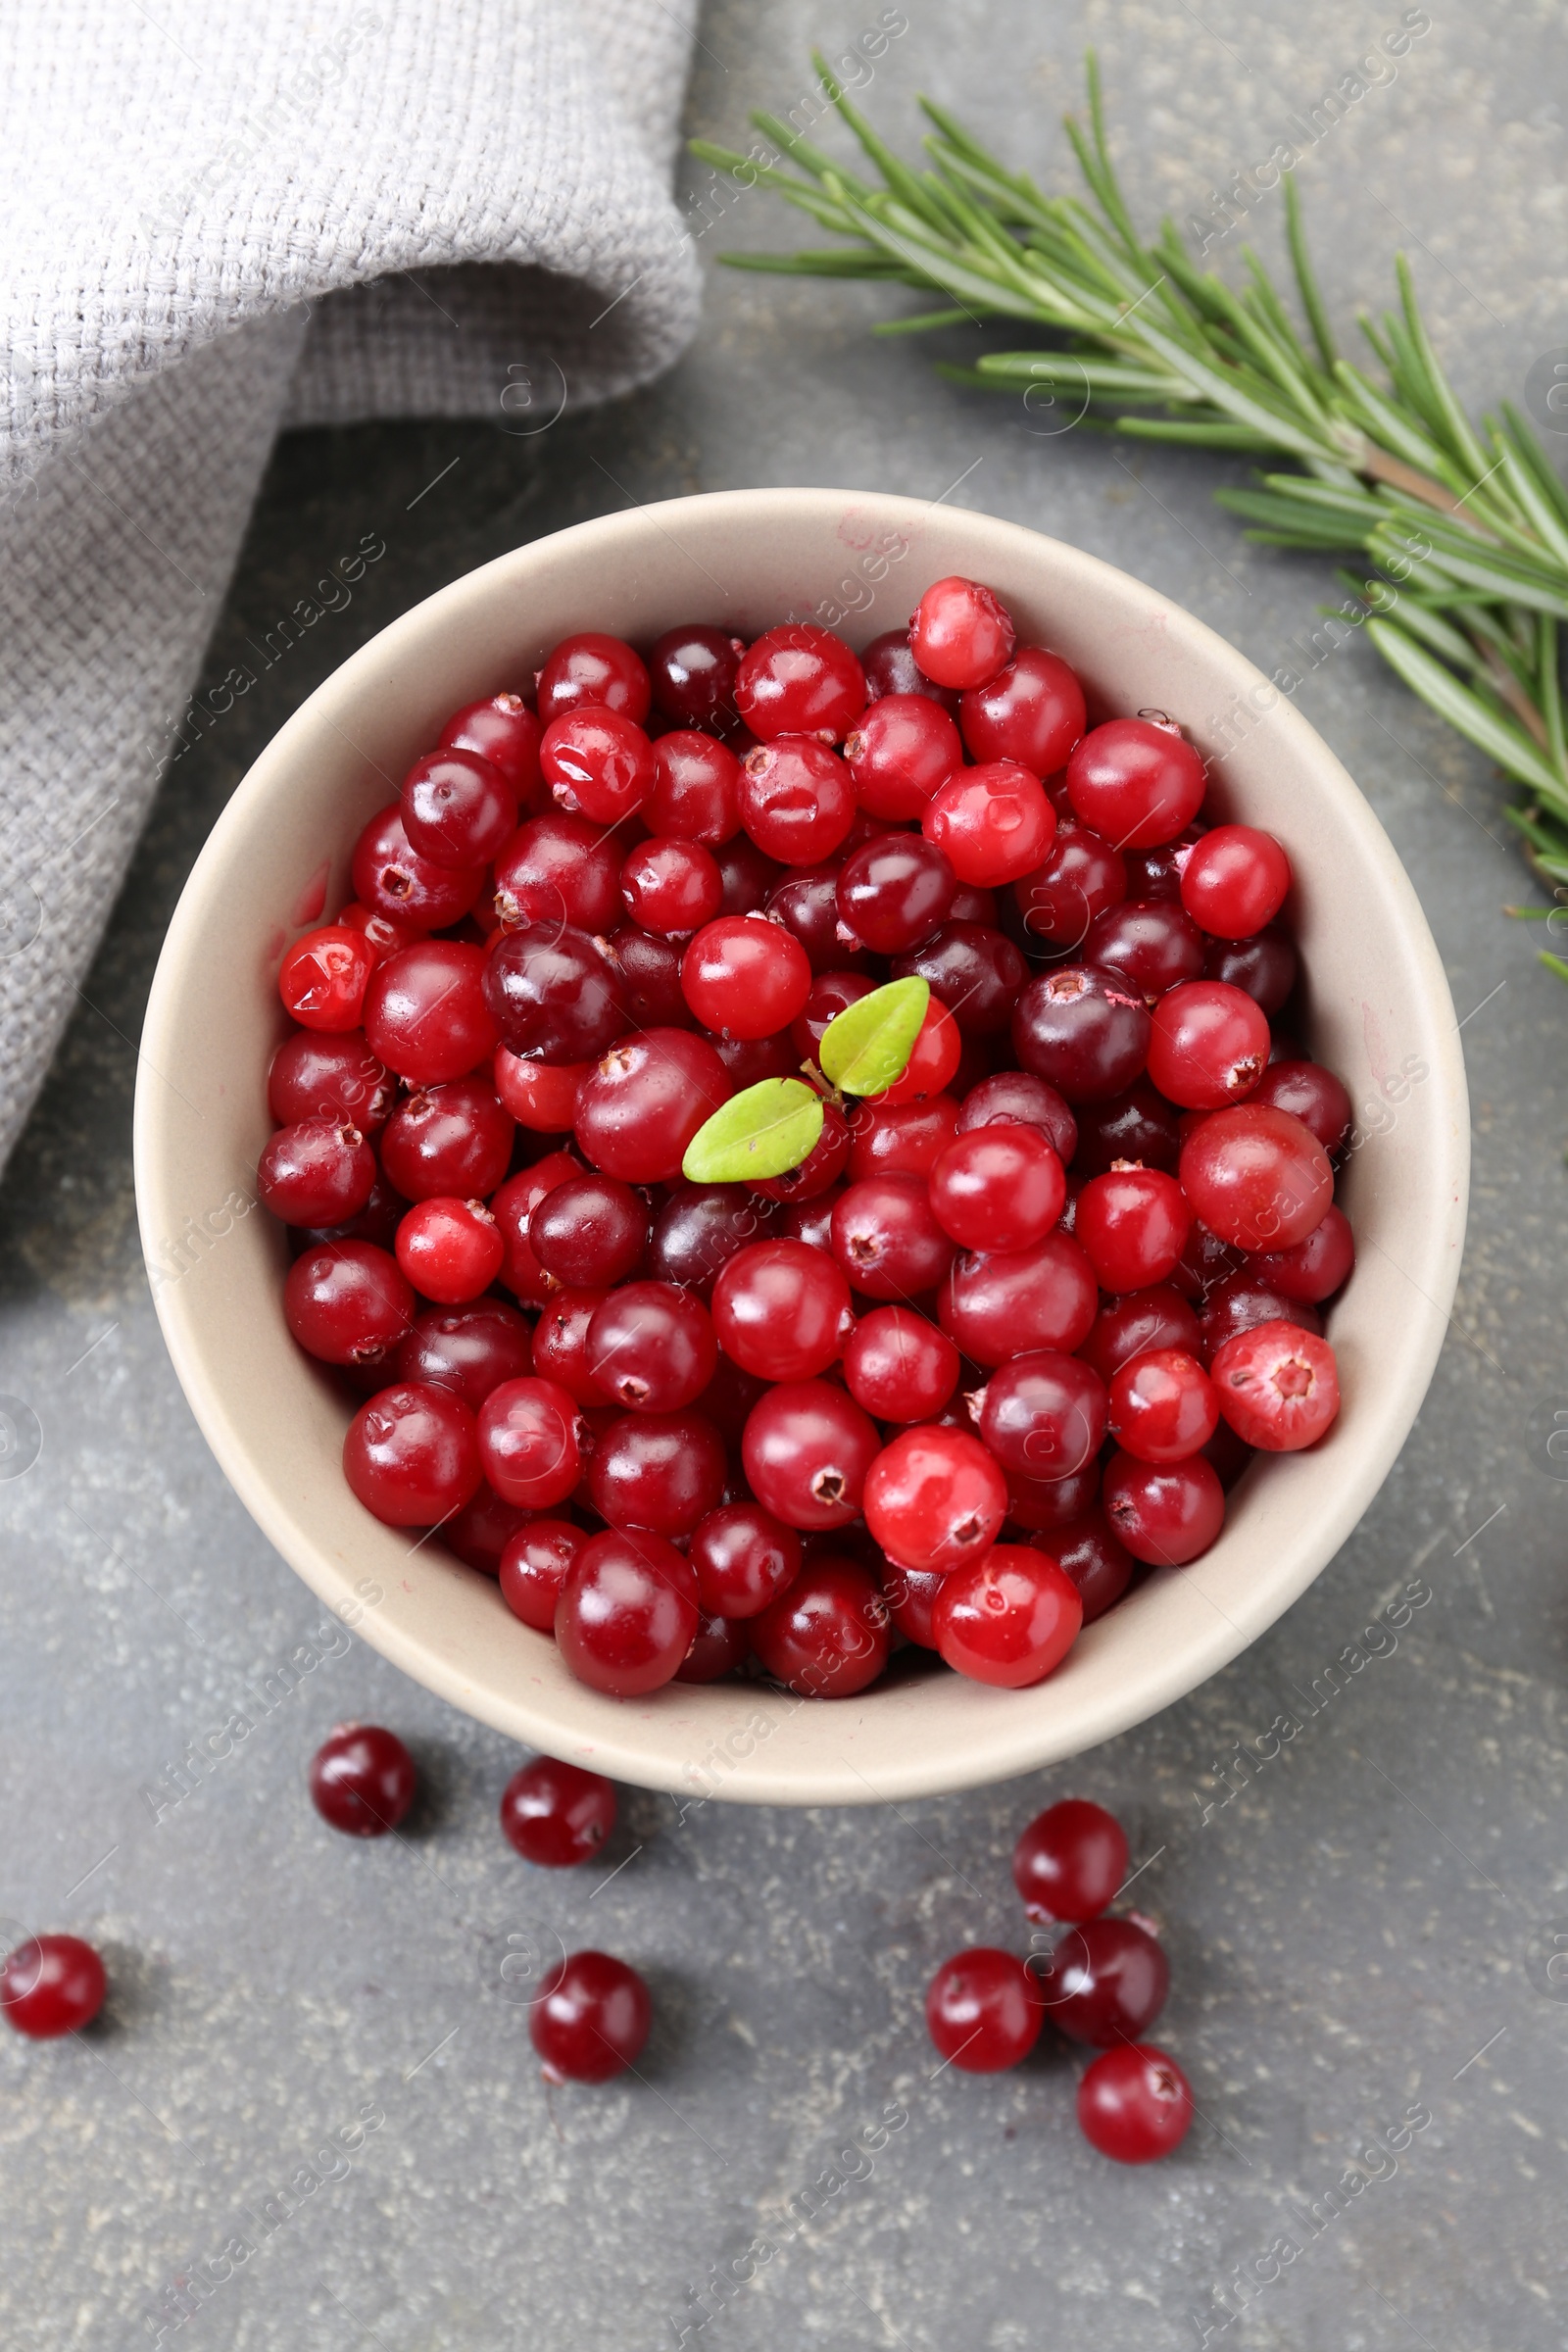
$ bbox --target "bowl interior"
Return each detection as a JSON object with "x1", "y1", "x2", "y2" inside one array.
[{"x1": 134, "y1": 489, "x2": 1468, "y2": 1804}]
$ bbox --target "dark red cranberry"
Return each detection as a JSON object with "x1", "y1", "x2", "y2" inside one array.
[
  {"x1": 601, "y1": 925, "x2": 692, "y2": 1032},
  {"x1": 693, "y1": 1357, "x2": 770, "y2": 1450},
  {"x1": 1049, "y1": 1509, "x2": 1137, "y2": 1623},
  {"x1": 1249, "y1": 1059, "x2": 1352, "y2": 1154},
  {"x1": 1070, "y1": 1080, "x2": 1182, "y2": 1177},
  {"x1": 1084, "y1": 901, "x2": 1204, "y2": 1001},
  {"x1": 1102, "y1": 1450, "x2": 1225, "y2": 1565},
  {"x1": 848, "y1": 1095, "x2": 961, "y2": 1182},
  {"x1": 269, "y1": 1029, "x2": 395, "y2": 1135},
  {"x1": 648, "y1": 623, "x2": 744, "y2": 731},
  {"x1": 1200, "y1": 1271, "x2": 1323, "y2": 1356},
  {"x1": 676, "y1": 1611, "x2": 751, "y2": 1681},
  {"x1": 831, "y1": 1175, "x2": 955, "y2": 1302},
  {"x1": 362, "y1": 941, "x2": 498, "y2": 1090},
  {"x1": 259, "y1": 1118, "x2": 375, "y2": 1228},
  {"x1": 1122, "y1": 824, "x2": 1204, "y2": 903},
  {"x1": 402, "y1": 747, "x2": 516, "y2": 870},
  {"x1": 735, "y1": 623, "x2": 865, "y2": 742},
  {"x1": 530, "y1": 1172, "x2": 649, "y2": 1289},
  {"x1": 482, "y1": 923, "x2": 626, "y2": 1066},
  {"x1": 586, "y1": 1410, "x2": 727, "y2": 1537},
  {"x1": 285, "y1": 1240, "x2": 416, "y2": 1366},
  {"x1": 892, "y1": 922, "x2": 1027, "y2": 1039},
  {"x1": 293, "y1": 1169, "x2": 407, "y2": 1253},
  {"x1": 500, "y1": 1518, "x2": 587, "y2": 1629},
  {"x1": 836, "y1": 834, "x2": 956, "y2": 953},
  {"x1": 775, "y1": 1189, "x2": 842, "y2": 1253},
  {"x1": 350, "y1": 803, "x2": 485, "y2": 930},
  {"x1": 1203, "y1": 924, "x2": 1298, "y2": 1014},
  {"x1": 742, "y1": 1381, "x2": 881, "y2": 1531},
  {"x1": 501, "y1": 1757, "x2": 616, "y2": 1866},
  {"x1": 1011, "y1": 964, "x2": 1151, "y2": 1103},
  {"x1": 750, "y1": 1555, "x2": 890, "y2": 1696},
  {"x1": 573, "y1": 1029, "x2": 731, "y2": 1185},
  {"x1": 477, "y1": 1375, "x2": 584, "y2": 1508},
  {"x1": 878, "y1": 1558, "x2": 946, "y2": 1646},
  {"x1": 439, "y1": 693, "x2": 542, "y2": 802},
  {"x1": 689, "y1": 1502, "x2": 802, "y2": 1617},
  {"x1": 379, "y1": 1077, "x2": 514, "y2": 1201},
  {"x1": 956, "y1": 1070, "x2": 1077, "y2": 1163},
  {"x1": 925, "y1": 1947, "x2": 1042, "y2": 2071},
  {"x1": 939, "y1": 1230, "x2": 1099, "y2": 1366},
  {"x1": 492, "y1": 813, "x2": 622, "y2": 935},
  {"x1": 648, "y1": 1183, "x2": 775, "y2": 1299},
  {"x1": 1033, "y1": 1916, "x2": 1169, "y2": 2045},
  {"x1": 536, "y1": 631, "x2": 651, "y2": 725},
  {"x1": 530, "y1": 1950, "x2": 652, "y2": 2082},
  {"x1": 1078, "y1": 2043, "x2": 1194, "y2": 2162},
  {"x1": 310, "y1": 1725, "x2": 417, "y2": 1838},
  {"x1": 392, "y1": 1302, "x2": 532, "y2": 1409},
  {"x1": 712, "y1": 1031, "x2": 799, "y2": 1087},
  {"x1": 767, "y1": 867, "x2": 865, "y2": 975},
  {"x1": 977, "y1": 1349, "x2": 1106, "y2": 1480},
  {"x1": 1004, "y1": 1460, "x2": 1101, "y2": 1533},
  {"x1": 1079, "y1": 1287, "x2": 1202, "y2": 1385},
  {"x1": 1250, "y1": 1202, "x2": 1354, "y2": 1302},
  {"x1": 712, "y1": 834, "x2": 782, "y2": 918},
  {"x1": 860, "y1": 627, "x2": 961, "y2": 712},
  {"x1": 556, "y1": 1527, "x2": 699, "y2": 1695},
  {"x1": 445, "y1": 1481, "x2": 534, "y2": 1574},
  {"x1": 585, "y1": 1282, "x2": 717, "y2": 1413},
  {"x1": 0, "y1": 1935, "x2": 107, "y2": 2036},
  {"x1": 1011, "y1": 822, "x2": 1126, "y2": 954}
]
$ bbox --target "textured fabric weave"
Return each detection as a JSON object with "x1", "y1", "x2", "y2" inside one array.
[{"x1": 0, "y1": 0, "x2": 701, "y2": 1168}]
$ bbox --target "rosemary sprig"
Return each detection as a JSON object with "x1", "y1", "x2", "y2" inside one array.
[{"x1": 692, "y1": 53, "x2": 1568, "y2": 957}]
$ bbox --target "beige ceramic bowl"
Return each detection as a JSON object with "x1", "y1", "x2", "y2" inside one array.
[{"x1": 134, "y1": 488, "x2": 1468, "y2": 1805}]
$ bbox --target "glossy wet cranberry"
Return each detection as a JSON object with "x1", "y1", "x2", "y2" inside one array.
[
  {"x1": 712, "y1": 834, "x2": 782, "y2": 919},
  {"x1": 860, "y1": 626, "x2": 960, "y2": 711},
  {"x1": 1200, "y1": 1271, "x2": 1322, "y2": 1356},
  {"x1": 680, "y1": 915, "x2": 811, "y2": 1039},
  {"x1": 1012, "y1": 965, "x2": 1150, "y2": 1103},
  {"x1": 649, "y1": 622, "x2": 744, "y2": 731},
  {"x1": 976, "y1": 1349, "x2": 1106, "y2": 1480},
  {"x1": 924, "y1": 760, "x2": 1054, "y2": 887},
  {"x1": 831, "y1": 1175, "x2": 955, "y2": 1302},
  {"x1": 0, "y1": 1934, "x2": 107, "y2": 2037},
  {"x1": 750, "y1": 1554, "x2": 890, "y2": 1696},
  {"x1": 1050, "y1": 1509, "x2": 1137, "y2": 1624},
  {"x1": 836, "y1": 833, "x2": 955, "y2": 953},
  {"x1": 1079, "y1": 1286, "x2": 1201, "y2": 1385},
  {"x1": 385, "y1": 1084, "x2": 514, "y2": 1215},
  {"x1": 738, "y1": 739, "x2": 857, "y2": 864},
  {"x1": 1011, "y1": 822, "x2": 1126, "y2": 953},
  {"x1": 873, "y1": 1558, "x2": 941, "y2": 1645},
  {"x1": 688, "y1": 1502, "x2": 802, "y2": 1618},
  {"x1": 343, "y1": 1389, "x2": 473, "y2": 1548},
  {"x1": 270, "y1": 1030, "x2": 395, "y2": 1136},
  {"x1": 645, "y1": 729, "x2": 743, "y2": 844},
  {"x1": 842, "y1": 694, "x2": 962, "y2": 821},
  {"x1": 1076, "y1": 1167, "x2": 1192, "y2": 1293},
  {"x1": 1211, "y1": 1320, "x2": 1340, "y2": 1450},
  {"x1": 924, "y1": 1945, "x2": 1041, "y2": 2071},
  {"x1": 843, "y1": 1306, "x2": 960, "y2": 1423},
  {"x1": 541, "y1": 707, "x2": 656, "y2": 824},
  {"x1": 648, "y1": 1183, "x2": 773, "y2": 1298},
  {"x1": 482, "y1": 923, "x2": 625, "y2": 1067},
  {"x1": 529, "y1": 1173, "x2": 648, "y2": 1290},
  {"x1": 1251, "y1": 1203, "x2": 1353, "y2": 1302},
  {"x1": 892, "y1": 921, "x2": 1027, "y2": 1040},
  {"x1": 605, "y1": 927, "x2": 693, "y2": 1034},
  {"x1": 1004, "y1": 1460, "x2": 1101, "y2": 1533},
  {"x1": 940, "y1": 1230, "x2": 1099, "y2": 1366},
  {"x1": 574, "y1": 1028, "x2": 731, "y2": 1184},
  {"x1": 848, "y1": 1095, "x2": 961, "y2": 1182},
  {"x1": 284, "y1": 1241, "x2": 415, "y2": 1366},
  {"x1": 1249, "y1": 1059, "x2": 1352, "y2": 1154},
  {"x1": 493, "y1": 812, "x2": 622, "y2": 934},
  {"x1": 259, "y1": 1118, "x2": 375, "y2": 1227},
  {"x1": 1181, "y1": 824, "x2": 1290, "y2": 938},
  {"x1": 277, "y1": 925, "x2": 375, "y2": 1032},
  {"x1": 1203, "y1": 923, "x2": 1297, "y2": 1015},
  {"x1": 501, "y1": 1757, "x2": 616, "y2": 1867},
  {"x1": 932, "y1": 1544, "x2": 1083, "y2": 1687},
  {"x1": 1065, "y1": 717, "x2": 1204, "y2": 848},
  {"x1": 1078, "y1": 2043, "x2": 1194, "y2": 2163},
  {"x1": 619, "y1": 837, "x2": 723, "y2": 937},
  {"x1": 875, "y1": 999, "x2": 962, "y2": 1104},
  {"x1": 742, "y1": 1381, "x2": 880, "y2": 1531},
  {"x1": 499, "y1": 1518, "x2": 587, "y2": 1629},
  {"x1": 363, "y1": 940, "x2": 497, "y2": 1087},
  {"x1": 862, "y1": 1425, "x2": 1005, "y2": 1573},
  {"x1": 1084, "y1": 901, "x2": 1204, "y2": 1001},
  {"x1": 527, "y1": 1289, "x2": 608, "y2": 1405},
  {"x1": 910, "y1": 576, "x2": 1015, "y2": 690},
  {"x1": 493, "y1": 1049, "x2": 588, "y2": 1134},
  {"x1": 928, "y1": 1123, "x2": 1064, "y2": 1254},
  {"x1": 1149, "y1": 980, "x2": 1270, "y2": 1109},
  {"x1": 557, "y1": 1528, "x2": 699, "y2": 1696},
  {"x1": 735, "y1": 622, "x2": 865, "y2": 742},
  {"x1": 310, "y1": 1724, "x2": 417, "y2": 1838},
  {"x1": 491, "y1": 1152, "x2": 581, "y2": 1306},
  {"x1": 477, "y1": 1376, "x2": 584, "y2": 1508},
  {"x1": 1102, "y1": 1450, "x2": 1225, "y2": 1566},
  {"x1": 537, "y1": 630, "x2": 651, "y2": 725},
  {"x1": 402, "y1": 747, "x2": 516, "y2": 870},
  {"x1": 440, "y1": 692, "x2": 542, "y2": 801},
  {"x1": 587, "y1": 1410, "x2": 727, "y2": 1536},
  {"x1": 956, "y1": 1072, "x2": 1076, "y2": 1163},
  {"x1": 1012, "y1": 1799, "x2": 1129, "y2": 1923},
  {"x1": 761, "y1": 867, "x2": 858, "y2": 976},
  {"x1": 1033, "y1": 1916, "x2": 1168, "y2": 2045},
  {"x1": 530, "y1": 1950, "x2": 652, "y2": 2083},
  {"x1": 585, "y1": 1283, "x2": 717, "y2": 1413},
  {"x1": 394, "y1": 1301, "x2": 533, "y2": 1412},
  {"x1": 350, "y1": 804, "x2": 485, "y2": 931},
  {"x1": 959, "y1": 641, "x2": 1084, "y2": 767},
  {"x1": 711, "y1": 1239, "x2": 854, "y2": 1380},
  {"x1": 395, "y1": 1198, "x2": 504, "y2": 1303},
  {"x1": 676, "y1": 1609, "x2": 751, "y2": 1681},
  {"x1": 1108, "y1": 1348, "x2": 1218, "y2": 1463},
  {"x1": 1072, "y1": 1080, "x2": 1182, "y2": 1178},
  {"x1": 1179, "y1": 1102, "x2": 1332, "y2": 1250}
]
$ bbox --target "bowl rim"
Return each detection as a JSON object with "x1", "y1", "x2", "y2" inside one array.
[{"x1": 134, "y1": 486, "x2": 1469, "y2": 1803}]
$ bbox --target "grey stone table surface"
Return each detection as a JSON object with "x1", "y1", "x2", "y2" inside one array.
[{"x1": 2, "y1": 4, "x2": 1566, "y2": 2347}]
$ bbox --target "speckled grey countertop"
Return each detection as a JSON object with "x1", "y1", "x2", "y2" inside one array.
[{"x1": 3, "y1": 4, "x2": 1566, "y2": 2346}]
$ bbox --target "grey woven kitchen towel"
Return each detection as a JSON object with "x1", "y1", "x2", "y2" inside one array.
[{"x1": 0, "y1": 0, "x2": 702, "y2": 1171}]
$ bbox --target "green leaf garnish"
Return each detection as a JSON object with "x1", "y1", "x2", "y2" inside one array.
[
  {"x1": 818, "y1": 976, "x2": 929, "y2": 1096},
  {"x1": 681, "y1": 1077, "x2": 825, "y2": 1184}
]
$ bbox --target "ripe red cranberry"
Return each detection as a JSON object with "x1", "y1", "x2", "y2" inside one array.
[
  {"x1": 602, "y1": 925, "x2": 693, "y2": 1033},
  {"x1": 395, "y1": 1198, "x2": 505, "y2": 1304},
  {"x1": 874, "y1": 999, "x2": 961, "y2": 1104},
  {"x1": 1211, "y1": 1320, "x2": 1340, "y2": 1450},
  {"x1": 860, "y1": 626, "x2": 960, "y2": 711},
  {"x1": 711, "y1": 1239, "x2": 854, "y2": 1380},
  {"x1": 1147, "y1": 980, "x2": 1269, "y2": 1110},
  {"x1": 831, "y1": 1174, "x2": 955, "y2": 1301},
  {"x1": 1033, "y1": 1916, "x2": 1168, "y2": 2045},
  {"x1": 1013, "y1": 1799, "x2": 1128, "y2": 1925},
  {"x1": 380, "y1": 1076, "x2": 514, "y2": 1200},
  {"x1": 1204, "y1": 923, "x2": 1298, "y2": 1014},
  {"x1": 0, "y1": 1935, "x2": 107, "y2": 2036},
  {"x1": 499, "y1": 1518, "x2": 587, "y2": 1629},
  {"x1": 862, "y1": 1425, "x2": 1005, "y2": 1573},
  {"x1": 767, "y1": 868, "x2": 866, "y2": 975},
  {"x1": 1004, "y1": 1460, "x2": 1101, "y2": 1534},
  {"x1": 956, "y1": 1071, "x2": 1076, "y2": 1162},
  {"x1": 285, "y1": 1241, "x2": 415, "y2": 1366},
  {"x1": 294, "y1": 1168, "x2": 407, "y2": 1252},
  {"x1": 556, "y1": 1528, "x2": 699, "y2": 1695},
  {"x1": 1051, "y1": 1509, "x2": 1137, "y2": 1623},
  {"x1": 976, "y1": 1349, "x2": 1106, "y2": 1480},
  {"x1": 742, "y1": 1381, "x2": 881, "y2": 1531},
  {"x1": 493, "y1": 812, "x2": 622, "y2": 934},
  {"x1": 1108, "y1": 1348, "x2": 1218, "y2": 1463},
  {"x1": 261, "y1": 1114, "x2": 377, "y2": 1230},
  {"x1": 1012, "y1": 822, "x2": 1126, "y2": 953},
  {"x1": 738, "y1": 739, "x2": 857, "y2": 863},
  {"x1": 836, "y1": 833, "x2": 956, "y2": 952},
  {"x1": 1179, "y1": 1102, "x2": 1332, "y2": 1250},
  {"x1": 677, "y1": 1610, "x2": 751, "y2": 1681},
  {"x1": 1011, "y1": 964, "x2": 1151, "y2": 1103},
  {"x1": 1078, "y1": 2043, "x2": 1194, "y2": 2163},
  {"x1": 536, "y1": 630, "x2": 651, "y2": 725},
  {"x1": 925, "y1": 1946, "x2": 1041, "y2": 2071},
  {"x1": 402, "y1": 747, "x2": 516, "y2": 870},
  {"x1": 587, "y1": 1410, "x2": 727, "y2": 1536},
  {"x1": 494, "y1": 1049, "x2": 589, "y2": 1134},
  {"x1": 491, "y1": 1151, "x2": 580, "y2": 1307},
  {"x1": 270, "y1": 1029, "x2": 395, "y2": 1135},
  {"x1": 649, "y1": 623, "x2": 744, "y2": 731},
  {"x1": 482, "y1": 923, "x2": 626, "y2": 1067},
  {"x1": 681, "y1": 914, "x2": 811, "y2": 1039},
  {"x1": 843, "y1": 694, "x2": 961, "y2": 819},
  {"x1": 689, "y1": 1501, "x2": 802, "y2": 1618},
  {"x1": 958, "y1": 644, "x2": 1085, "y2": 771},
  {"x1": 585, "y1": 1282, "x2": 717, "y2": 1413},
  {"x1": 530, "y1": 1950, "x2": 652, "y2": 2083},
  {"x1": 928, "y1": 1123, "x2": 1064, "y2": 1254},
  {"x1": 910, "y1": 576, "x2": 1016, "y2": 690},
  {"x1": 648, "y1": 1183, "x2": 774, "y2": 1298},
  {"x1": 932, "y1": 1544, "x2": 1083, "y2": 1687},
  {"x1": 362, "y1": 939, "x2": 498, "y2": 1087},
  {"x1": 310, "y1": 1724, "x2": 417, "y2": 1838},
  {"x1": 735, "y1": 623, "x2": 865, "y2": 742},
  {"x1": 541, "y1": 707, "x2": 656, "y2": 823},
  {"x1": 394, "y1": 1301, "x2": 533, "y2": 1411},
  {"x1": 501, "y1": 1757, "x2": 616, "y2": 1866},
  {"x1": 350, "y1": 804, "x2": 485, "y2": 930},
  {"x1": 713, "y1": 834, "x2": 782, "y2": 918},
  {"x1": 1249, "y1": 1058, "x2": 1352, "y2": 1154},
  {"x1": 278, "y1": 925, "x2": 375, "y2": 1031},
  {"x1": 530, "y1": 1172, "x2": 649, "y2": 1290},
  {"x1": 1181, "y1": 823, "x2": 1291, "y2": 937},
  {"x1": 1076, "y1": 1167, "x2": 1192, "y2": 1292},
  {"x1": 646, "y1": 728, "x2": 743, "y2": 842},
  {"x1": 1083, "y1": 900, "x2": 1204, "y2": 1002},
  {"x1": 1079, "y1": 1285, "x2": 1201, "y2": 1384},
  {"x1": 1102, "y1": 1449, "x2": 1225, "y2": 1566},
  {"x1": 1250, "y1": 1202, "x2": 1354, "y2": 1302},
  {"x1": 878, "y1": 1559, "x2": 946, "y2": 1646},
  {"x1": 750, "y1": 1555, "x2": 891, "y2": 1696},
  {"x1": 1065, "y1": 717, "x2": 1205, "y2": 848},
  {"x1": 892, "y1": 921, "x2": 1028, "y2": 1040},
  {"x1": 1202, "y1": 1416, "x2": 1256, "y2": 1490},
  {"x1": 1200, "y1": 1270, "x2": 1322, "y2": 1357},
  {"x1": 573, "y1": 1028, "x2": 731, "y2": 1184},
  {"x1": 923, "y1": 760, "x2": 1054, "y2": 886},
  {"x1": 848, "y1": 1095, "x2": 960, "y2": 1182},
  {"x1": 529, "y1": 1289, "x2": 610, "y2": 1404},
  {"x1": 477, "y1": 1376, "x2": 584, "y2": 1508},
  {"x1": 940, "y1": 1229, "x2": 1099, "y2": 1366},
  {"x1": 620, "y1": 837, "x2": 722, "y2": 936},
  {"x1": 439, "y1": 692, "x2": 542, "y2": 801},
  {"x1": 843, "y1": 1305, "x2": 960, "y2": 1422}
]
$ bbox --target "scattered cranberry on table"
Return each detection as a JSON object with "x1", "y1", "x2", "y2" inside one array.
[
  {"x1": 309, "y1": 1724, "x2": 417, "y2": 1838},
  {"x1": 1077, "y1": 2042, "x2": 1195, "y2": 2163},
  {"x1": 0, "y1": 1934, "x2": 107, "y2": 2037},
  {"x1": 500, "y1": 1756, "x2": 616, "y2": 1867},
  {"x1": 530, "y1": 1949, "x2": 653, "y2": 2083},
  {"x1": 261, "y1": 574, "x2": 1353, "y2": 1706}
]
